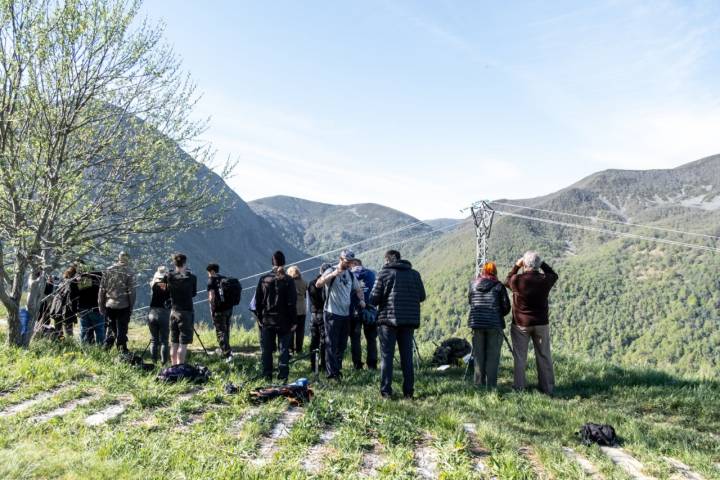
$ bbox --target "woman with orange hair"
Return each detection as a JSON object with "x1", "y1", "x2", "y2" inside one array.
[{"x1": 467, "y1": 261, "x2": 511, "y2": 388}]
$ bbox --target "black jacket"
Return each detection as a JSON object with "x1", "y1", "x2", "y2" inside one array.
[
  {"x1": 307, "y1": 274, "x2": 325, "y2": 314},
  {"x1": 370, "y1": 260, "x2": 426, "y2": 329},
  {"x1": 468, "y1": 276, "x2": 510, "y2": 330},
  {"x1": 255, "y1": 269, "x2": 297, "y2": 333}
]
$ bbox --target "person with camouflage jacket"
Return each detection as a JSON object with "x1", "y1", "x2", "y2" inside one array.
[{"x1": 99, "y1": 252, "x2": 136, "y2": 353}]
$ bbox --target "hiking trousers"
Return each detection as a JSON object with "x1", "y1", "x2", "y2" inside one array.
[
  {"x1": 80, "y1": 310, "x2": 105, "y2": 345},
  {"x1": 261, "y1": 326, "x2": 291, "y2": 381},
  {"x1": 148, "y1": 307, "x2": 170, "y2": 364},
  {"x1": 309, "y1": 313, "x2": 326, "y2": 373},
  {"x1": 472, "y1": 328, "x2": 503, "y2": 388},
  {"x1": 213, "y1": 309, "x2": 232, "y2": 357},
  {"x1": 350, "y1": 315, "x2": 378, "y2": 369},
  {"x1": 511, "y1": 323, "x2": 555, "y2": 395},
  {"x1": 379, "y1": 325, "x2": 414, "y2": 397},
  {"x1": 324, "y1": 312, "x2": 350, "y2": 378},
  {"x1": 104, "y1": 307, "x2": 131, "y2": 352}
]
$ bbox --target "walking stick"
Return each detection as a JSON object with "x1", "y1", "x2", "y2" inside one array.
[
  {"x1": 140, "y1": 338, "x2": 152, "y2": 359},
  {"x1": 412, "y1": 337, "x2": 422, "y2": 370},
  {"x1": 193, "y1": 326, "x2": 209, "y2": 356}
]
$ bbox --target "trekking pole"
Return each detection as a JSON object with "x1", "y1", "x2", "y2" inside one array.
[
  {"x1": 412, "y1": 337, "x2": 422, "y2": 370},
  {"x1": 502, "y1": 331, "x2": 514, "y2": 356},
  {"x1": 463, "y1": 345, "x2": 473, "y2": 381},
  {"x1": 140, "y1": 339, "x2": 152, "y2": 359},
  {"x1": 193, "y1": 326, "x2": 209, "y2": 356}
]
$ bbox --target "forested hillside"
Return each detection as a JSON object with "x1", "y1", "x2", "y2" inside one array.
[{"x1": 414, "y1": 155, "x2": 720, "y2": 378}]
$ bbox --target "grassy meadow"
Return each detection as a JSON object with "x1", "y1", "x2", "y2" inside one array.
[{"x1": 0, "y1": 323, "x2": 717, "y2": 479}]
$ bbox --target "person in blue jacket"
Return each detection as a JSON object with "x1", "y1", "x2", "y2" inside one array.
[{"x1": 349, "y1": 258, "x2": 378, "y2": 369}]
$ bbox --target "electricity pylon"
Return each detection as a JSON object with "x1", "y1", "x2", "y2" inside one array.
[{"x1": 463, "y1": 200, "x2": 495, "y2": 276}]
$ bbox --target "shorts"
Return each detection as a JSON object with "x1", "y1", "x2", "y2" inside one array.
[{"x1": 170, "y1": 309, "x2": 194, "y2": 345}]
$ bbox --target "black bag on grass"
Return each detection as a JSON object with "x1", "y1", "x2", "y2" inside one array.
[
  {"x1": 578, "y1": 423, "x2": 618, "y2": 446},
  {"x1": 157, "y1": 364, "x2": 211, "y2": 384},
  {"x1": 118, "y1": 352, "x2": 155, "y2": 372},
  {"x1": 432, "y1": 337, "x2": 471, "y2": 366}
]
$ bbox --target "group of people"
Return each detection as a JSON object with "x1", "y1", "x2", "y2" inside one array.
[
  {"x1": 253, "y1": 248, "x2": 426, "y2": 399},
  {"x1": 468, "y1": 251, "x2": 558, "y2": 395},
  {"x1": 28, "y1": 245, "x2": 559, "y2": 398}
]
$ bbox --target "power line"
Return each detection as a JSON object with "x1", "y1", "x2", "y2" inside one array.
[
  {"x1": 495, "y1": 210, "x2": 720, "y2": 254},
  {"x1": 491, "y1": 200, "x2": 720, "y2": 241}
]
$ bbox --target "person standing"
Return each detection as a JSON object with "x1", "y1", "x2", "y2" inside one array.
[
  {"x1": 504, "y1": 251, "x2": 558, "y2": 395},
  {"x1": 307, "y1": 263, "x2": 331, "y2": 374},
  {"x1": 370, "y1": 250, "x2": 426, "y2": 399},
  {"x1": 50, "y1": 265, "x2": 80, "y2": 340},
  {"x1": 77, "y1": 270, "x2": 105, "y2": 345},
  {"x1": 287, "y1": 266, "x2": 308, "y2": 355},
  {"x1": 316, "y1": 249, "x2": 366, "y2": 381},
  {"x1": 349, "y1": 258, "x2": 377, "y2": 369},
  {"x1": 166, "y1": 253, "x2": 197, "y2": 366},
  {"x1": 207, "y1": 263, "x2": 234, "y2": 362},
  {"x1": 148, "y1": 266, "x2": 171, "y2": 364},
  {"x1": 99, "y1": 252, "x2": 136, "y2": 353},
  {"x1": 255, "y1": 251, "x2": 296, "y2": 382},
  {"x1": 468, "y1": 261, "x2": 510, "y2": 388}
]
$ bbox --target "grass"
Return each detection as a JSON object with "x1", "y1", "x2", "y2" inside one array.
[{"x1": 0, "y1": 323, "x2": 718, "y2": 479}]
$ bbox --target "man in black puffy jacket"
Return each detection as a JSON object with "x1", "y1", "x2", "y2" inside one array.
[
  {"x1": 370, "y1": 250, "x2": 426, "y2": 399},
  {"x1": 468, "y1": 261, "x2": 510, "y2": 388}
]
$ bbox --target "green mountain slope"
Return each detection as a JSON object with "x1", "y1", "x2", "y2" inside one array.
[
  {"x1": 415, "y1": 155, "x2": 720, "y2": 378},
  {"x1": 249, "y1": 196, "x2": 434, "y2": 256}
]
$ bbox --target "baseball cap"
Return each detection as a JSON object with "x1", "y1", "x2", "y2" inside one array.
[{"x1": 340, "y1": 249, "x2": 355, "y2": 261}]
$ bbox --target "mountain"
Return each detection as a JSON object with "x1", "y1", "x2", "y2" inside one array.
[
  {"x1": 414, "y1": 155, "x2": 720, "y2": 378},
  {"x1": 423, "y1": 218, "x2": 464, "y2": 230},
  {"x1": 248, "y1": 196, "x2": 435, "y2": 260}
]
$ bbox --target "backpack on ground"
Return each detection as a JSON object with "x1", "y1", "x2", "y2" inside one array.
[
  {"x1": 431, "y1": 337, "x2": 472, "y2": 366},
  {"x1": 118, "y1": 352, "x2": 155, "y2": 372},
  {"x1": 578, "y1": 423, "x2": 618, "y2": 446},
  {"x1": 218, "y1": 277, "x2": 242, "y2": 309},
  {"x1": 249, "y1": 378, "x2": 313, "y2": 406},
  {"x1": 156, "y1": 364, "x2": 211, "y2": 384}
]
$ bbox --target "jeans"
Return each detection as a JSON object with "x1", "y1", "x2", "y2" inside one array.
[
  {"x1": 511, "y1": 323, "x2": 555, "y2": 395},
  {"x1": 79, "y1": 310, "x2": 105, "y2": 345},
  {"x1": 148, "y1": 307, "x2": 170, "y2": 364},
  {"x1": 309, "y1": 313, "x2": 326, "y2": 373},
  {"x1": 350, "y1": 315, "x2": 378, "y2": 369},
  {"x1": 472, "y1": 328, "x2": 503, "y2": 388},
  {"x1": 104, "y1": 307, "x2": 131, "y2": 351},
  {"x1": 292, "y1": 314, "x2": 306, "y2": 353},
  {"x1": 213, "y1": 309, "x2": 232, "y2": 357},
  {"x1": 261, "y1": 327, "x2": 291, "y2": 381},
  {"x1": 324, "y1": 312, "x2": 350, "y2": 378},
  {"x1": 379, "y1": 325, "x2": 415, "y2": 397}
]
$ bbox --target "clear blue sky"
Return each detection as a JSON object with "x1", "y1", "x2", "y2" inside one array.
[{"x1": 140, "y1": 1, "x2": 720, "y2": 219}]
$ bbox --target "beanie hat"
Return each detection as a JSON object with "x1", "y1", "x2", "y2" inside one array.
[{"x1": 272, "y1": 251, "x2": 286, "y2": 267}]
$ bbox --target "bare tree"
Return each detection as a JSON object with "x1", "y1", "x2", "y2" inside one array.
[{"x1": 0, "y1": 0, "x2": 235, "y2": 345}]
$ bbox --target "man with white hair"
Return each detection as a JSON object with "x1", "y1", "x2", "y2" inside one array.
[{"x1": 504, "y1": 251, "x2": 558, "y2": 395}]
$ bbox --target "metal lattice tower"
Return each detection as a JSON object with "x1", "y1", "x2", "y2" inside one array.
[{"x1": 468, "y1": 201, "x2": 495, "y2": 276}]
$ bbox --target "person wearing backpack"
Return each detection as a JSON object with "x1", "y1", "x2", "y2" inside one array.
[
  {"x1": 307, "y1": 263, "x2": 332, "y2": 373},
  {"x1": 504, "y1": 251, "x2": 558, "y2": 395},
  {"x1": 370, "y1": 250, "x2": 426, "y2": 399},
  {"x1": 207, "y1": 263, "x2": 239, "y2": 362},
  {"x1": 315, "y1": 249, "x2": 366, "y2": 381},
  {"x1": 287, "y1": 266, "x2": 307, "y2": 355},
  {"x1": 99, "y1": 252, "x2": 137, "y2": 353},
  {"x1": 77, "y1": 270, "x2": 104, "y2": 345},
  {"x1": 468, "y1": 261, "x2": 510, "y2": 388},
  {"x1": 148, "y1": 266, "x2": 171, "y2": 364},
  {"x1": 165, "y1": 253, "x2": 197, "y2": 366},
  {"x1": 255, "y1": 251, "x2": 297, "y2": 382},
  {"x1": 50, "y1": 265, "x2": 80, "y2": 340},
  {"x1": 349, "y1": 258, "x2": 378, "y2": 370}
]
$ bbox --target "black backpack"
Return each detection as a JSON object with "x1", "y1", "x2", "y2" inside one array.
[
  {"x1": 431, "y1": 337, "x2": 472, "y2": 366},
  {"x1": 578, "y1": 423, "x2": 618, "y2": 447},
  {"x1": 156, "y1": 364, "x2": 211, "y2": 384},
  {"x1": 218, "y1": 277, "x2": 242, "y2": 309},
  {"x1": 260, "y1": 274, "x2": 292, "y2": 316}
]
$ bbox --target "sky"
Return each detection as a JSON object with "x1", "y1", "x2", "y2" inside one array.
[{"x1": 139, "y1": 0, "x2": 720, "y2": 219}]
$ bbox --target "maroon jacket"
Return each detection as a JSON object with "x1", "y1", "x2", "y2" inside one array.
[{"x1": 504, "y1": 262, "x2": 558, "y2": 327}]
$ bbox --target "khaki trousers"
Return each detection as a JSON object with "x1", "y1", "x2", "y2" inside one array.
[{"x1": 511, "y1": 323, "x2": 555, "y2": 395}]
